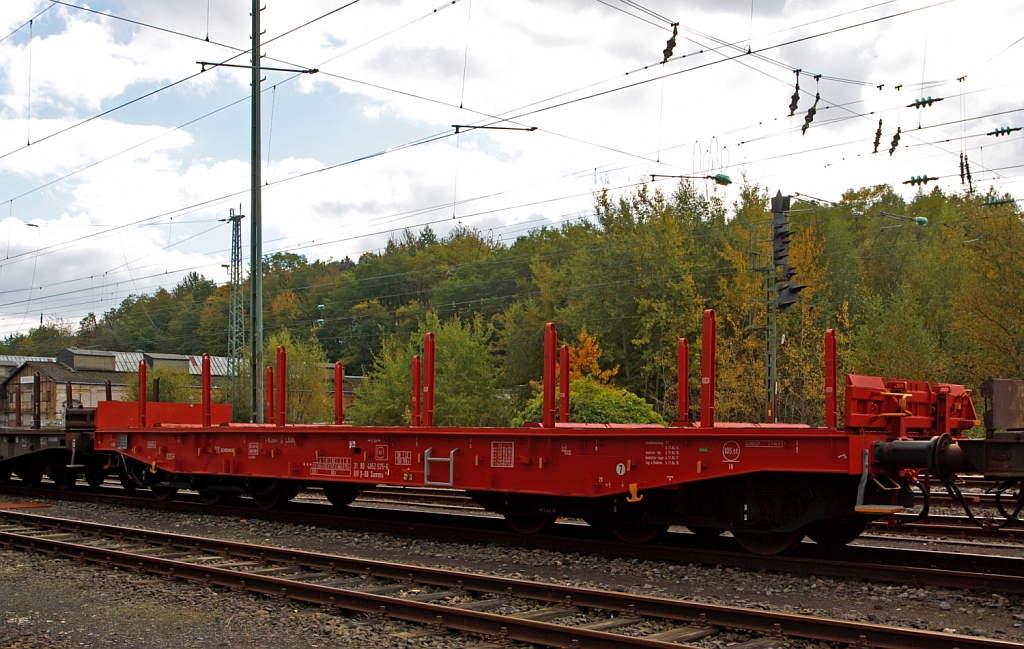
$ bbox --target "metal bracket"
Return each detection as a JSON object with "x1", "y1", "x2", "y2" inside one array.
[
  {"x1": 66, "y1": 437, "x2": 85, "y2": 469},
  {"x1": 423, "y1": 447, "x2": 459, "y2": 487},
  {"x1": 855, "y1": 448, "x2": 905, "y2": 514},
  {"x1": 876, "y1": 391, "x2": 912, "y2": 418}
]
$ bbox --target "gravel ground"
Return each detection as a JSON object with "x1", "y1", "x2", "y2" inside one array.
[{"x1": 2, "y1": 493, "x2": 1023, "y2": 647}]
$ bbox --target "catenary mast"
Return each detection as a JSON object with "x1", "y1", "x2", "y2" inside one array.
[{"x1": 249, "y1": 0, "x2": 264, "y2": 422}]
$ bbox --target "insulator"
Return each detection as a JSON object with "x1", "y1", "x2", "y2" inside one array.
[
  {"x1": 959, "y1": 153, "x2": 965, "y2": 185},
  {"x1": 988, "y1": 126, "x2": 1022, "y2": 137},
  {"x1": 801, "y1": 93, "x2": 820, "y2": 135},
  {"x1": 983, "y1": 198, "x2": 1014, "y2": 207},
  {"x1": 788, "y1": 71, "x2": 801, "y2": 116},
  {"x1": 903, "y1": 175, "x2": 937, "y2": 186},
  {"x1": 889, "y1": 127, "x2": 901, "y2": 156},
  {"x1": 662, "y1": 24, "x2": 678, "y2": 63},
  {"x1": 908, "y1": 96, "x2": 944, "y2": 109},
  {"x1": 872, "y1": 118, "x2": 882, "y2": 153}
]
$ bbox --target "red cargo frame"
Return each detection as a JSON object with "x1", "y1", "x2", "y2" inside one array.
[{"x1": 93, "y1": 310, "x2": 979, "y2": 499}]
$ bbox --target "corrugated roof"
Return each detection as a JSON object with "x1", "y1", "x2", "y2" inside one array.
[
  {"x1": 0, "y1": 355, "x2": 55, "y2": 365},
  {"x1": 62, "y1": 349, "x2": 115, "y2": 357},
  {"x1": 113, "y1": 352, "x2": 229, "y2": 376},
  {"x1": 1, "y1": 361, "x2": 129, "y2": 387},
  {"x1": 113, "y1": 352, "x2": 144, "y2": 373},
  {"x1": 0, "y1": 351, "x2": 232, "y2": 377},
  {"x1": 144, "y1": 352, "x2": 190, "y2": 361},
  {"x1": 189, "y1": 355, "x2": 229, "y2": 376}
]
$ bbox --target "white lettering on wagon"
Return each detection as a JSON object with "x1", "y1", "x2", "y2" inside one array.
[
  {"x1": 349, "y1": 461, "x2": 389, "y2": 480},
  {"x1": 723, "y1": 441, "x2": 741, "y2": 463},
  {"x1": 745, "y1": 440, "x2": 784, "y2": 448},
  {"x1": 490, "y1": 442, "x2": 514, "y2": 468},
  {"x1": 644, "y1": 443, "x2": 680, "y2": 466},
  {"x1": 309, "y1": 456, "x2": 351, "y2": 477},
  {"x1": 248, "y1": 442, "x2": 260, "y2": 458},
  {"x1": 395, "y1": 450, "x2": 412, "y2": 466}
]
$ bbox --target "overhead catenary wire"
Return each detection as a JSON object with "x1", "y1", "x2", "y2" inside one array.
[
  {"x1": 0, "y1": 0, "x2": 1007, "y2": 315},
  {"x1": 7, "y1": 0, "x2": 942, "y2": 218},
  {"x1": 0, "y1": 3, "x2": 54, "y2": 45},
  {"x1": 5, "y1": 172, "x2": 1014, "y2": 322},
  {"x1": 0, "y1": 0, "x2": 367, "y2": 163}
]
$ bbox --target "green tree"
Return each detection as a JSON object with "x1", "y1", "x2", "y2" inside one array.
[
  {"x1": 849, "y1": 285, "x2": 945, "y2": 380},
  {"x1": 349, "y1": 312, "x2": 507, "y2": 427},
  {"x1": 126, "y1": 367, "x2": 201, "y2": 404},
  {"x1": 267, "y1": 329, "x2": 333, "y2": 424}
]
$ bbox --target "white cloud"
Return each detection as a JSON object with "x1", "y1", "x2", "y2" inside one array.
[{"x1": 1, "y1": 0, "x2": 1023, "y2": 336}]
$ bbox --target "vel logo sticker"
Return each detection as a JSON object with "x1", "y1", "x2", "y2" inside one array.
[{"x1": 723, "y1": 441, "x2": 741, "y2": 462}]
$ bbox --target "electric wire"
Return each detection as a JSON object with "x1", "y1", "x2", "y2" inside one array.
[
  {"x1": 0, "y1": 0, "x2": 1007, "y2": 313},
  {"x1": 0, "y1": 3, "x2": 54, "y2": 45}
]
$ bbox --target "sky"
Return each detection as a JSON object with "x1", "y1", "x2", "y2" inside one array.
[{"x1": 0, "y1": 0, "x2": 1021, "y2": 338}]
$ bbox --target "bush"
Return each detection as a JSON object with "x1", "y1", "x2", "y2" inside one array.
[{"x1": 513, "y1": 377, "x2": 665, "y2": 426}]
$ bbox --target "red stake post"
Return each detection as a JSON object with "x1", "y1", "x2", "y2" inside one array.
[
  {"x1": 700, "y1": 310, "x2": 716, "y2": 428},
  {"x1": 543, "y1": 323, "x2": 557, "y2": 428},
  {"x1": 824, "y1": 328, "x2": 838, "y2": 428},
  {"x1": 276, "y1": 346, "x2": 287, "y2": 426},
  {"x1": 202, "y1": 353, "x2": 212, "y2": 427},
  {"x1": 137, "y1": 360, "x2": 147, "y2": 428},
  {"x1": 265, "y1": 366, "x2": 275, "y2": 424},
  {"x1": 335, "y1": 362, "x2": 344, "y2": 425},
  {"x1": 559, "y1": 344, "x2": 570, "y2": 423},
  {"x1": 423, "y1": 333, "x2": 435, "y2": 427},
  {"x1": 411, "y1": 355, "x2": 421, "y2": 427},
  {"x1": 677, "y1": 338, "x2": 689, "y2": 423}
]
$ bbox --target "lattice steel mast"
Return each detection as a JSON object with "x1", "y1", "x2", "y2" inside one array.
[{"x1": 226, "y1": 208, "x2": 245, "y2": 411}]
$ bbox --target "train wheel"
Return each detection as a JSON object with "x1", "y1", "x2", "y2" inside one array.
[
  {"x1": 609, "y1": 523, "x2": 669, "y2": 545},
  {"x1": 251, "y1": 483, "x2": 298, "y2": 510},
  {"x1": 54, "y1": 469, "x2": 78, "y2": 492},
  {"x1": 806, "y1": 516, "x2": 870, "y2": 549},
  {"x1": 504, "y1": 512, "x2": 556, "y2": 534},
  {"x1": 687, "y1": 526, "x2": 723, "y2": 541},
  {"x1": 118, "y1": 472, "x2": 138, "y2": 491},
  {"x1": 732, "y1": 529, "x2": 807, "y2": 555},
  {"x1": 85, "y1": 467, "x2": 108, "y2": 488},
  {"x1": 151, "y1": 486, "x2": 178, "y2": 501},
  {"x1": 15, "y1": 465, "x2": 44, "y2": 489},
  {"x1": 322, "y1": 483, "x2": 361, "y2": 508},
  {"x1": 199, "y1": 490, "x2": 237, "y2": 506}
]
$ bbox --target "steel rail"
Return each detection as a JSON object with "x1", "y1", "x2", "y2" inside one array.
[
  {"x1": 2, "y1": 484, "x2": 1024, "y2": 596},
  {"x1": 0, "y1": 510, "x2": 1017, "y2": 649}
]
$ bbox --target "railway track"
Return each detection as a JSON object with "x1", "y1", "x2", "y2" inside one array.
[
  {"x1": 3, "y1": 482, "x2": 1024, "y2": 597},
  {"x1": 0, "y1": 508, "x2": 1017, "y2": 649},
  {"x1": 350, "y1": 487, "x2": 1024, "y2": 543}
]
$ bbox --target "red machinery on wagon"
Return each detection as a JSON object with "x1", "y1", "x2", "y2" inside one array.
[{"x1": 87, "y1": 309, "x2": 1023, "y2": 555}]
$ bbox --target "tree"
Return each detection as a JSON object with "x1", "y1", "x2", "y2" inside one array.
[
  {"x1": 126, "y1": 367, "x2": 200, "y2": 404},
  {"x1": 514, "y1": 378, "x2": 665, "y2": 425},
  {"x1": 349, "y1": 312, "x2": 507, "y2": 427},
  {"x1": 561, "y1": 326, "x2": 618, "y2": 384},
  {"x1": 849, "y1": 285, "x2": 945, "y2": 381},
  {"x1": 267, "y1": 329, "x2": 333, "y2": 424},
  {"x1": 557, "y1": 184, "x2": 702, "y2": 413}
]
